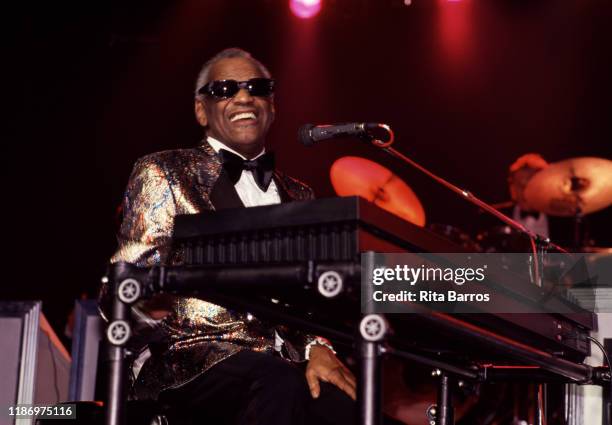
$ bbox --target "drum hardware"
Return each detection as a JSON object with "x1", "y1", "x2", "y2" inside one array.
[
  {"x1": 476, "y1": 225, "x2": 533, "y2": 253},
  {"x1": 429, "y1": 223, "x2": 482, "y2": 252}
]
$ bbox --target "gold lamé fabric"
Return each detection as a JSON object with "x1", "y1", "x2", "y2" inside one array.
[{"x1": 99, "y1": 141, "x2": 316, "y2": 400}]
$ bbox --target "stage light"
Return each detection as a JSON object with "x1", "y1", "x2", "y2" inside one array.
[{"x1": 289, "y1": 0, "x2": 322, "y2": 19}]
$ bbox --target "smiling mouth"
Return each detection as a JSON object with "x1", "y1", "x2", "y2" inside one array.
[{"x1": 229, "y1": 112, "x2": 257, "y2": 123}]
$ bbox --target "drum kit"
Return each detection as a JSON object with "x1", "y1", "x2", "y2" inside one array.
[{"x1": 330, "y1": 156, "x2": 612, "y2": 252}]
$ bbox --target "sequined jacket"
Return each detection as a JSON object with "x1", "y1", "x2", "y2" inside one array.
[{"x1": 101, "y1": 141, "x2": 317, "y2": 400}]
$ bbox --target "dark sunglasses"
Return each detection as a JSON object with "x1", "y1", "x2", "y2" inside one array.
[{"x1": 198, "y1": 78, "x2": 275, "y2": 100}]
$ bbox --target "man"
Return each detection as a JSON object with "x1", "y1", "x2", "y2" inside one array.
[
  {"x1": 475, "y1": 153, "x2": 550, "y2": 252},
  {"x1": 507, "y1": 153, "x2": 550, "y2": 238},
  {"x1": 478, "y1": 153, "x2": 574, "y2": 251},
  {"x1": 103, "y1": 48, "x2": 358, "y2": 424}
]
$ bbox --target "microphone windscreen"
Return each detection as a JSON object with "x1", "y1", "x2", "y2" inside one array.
[{"x1": 298, "y1": 124, "x2": 315, "y2": 146}]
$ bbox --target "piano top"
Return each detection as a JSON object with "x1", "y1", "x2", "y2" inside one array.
[{"x1": 173, "y1": 196, "x2": 463, "y2": 253}]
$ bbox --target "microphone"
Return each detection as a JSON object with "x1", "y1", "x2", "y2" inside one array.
[{"x1": 298, "y1": 122, "x2": 392, "y2": 146}]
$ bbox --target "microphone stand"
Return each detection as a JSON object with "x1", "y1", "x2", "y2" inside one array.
[{"x1": 363, "y1": 131, "x2": 569, "y2": 287}]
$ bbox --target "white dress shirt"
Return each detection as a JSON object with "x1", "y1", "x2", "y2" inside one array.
[
  {"x1": 207, "y1": 136, "x2": 281, "y2": 207},
  {"x1": 512, "y1": 205, "x2": 549, "y2": 238},
  {"x1": 207, "y1": 137, "x2": 284, "y2": 352}
]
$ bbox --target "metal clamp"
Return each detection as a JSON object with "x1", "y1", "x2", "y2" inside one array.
[
  {"x1": 106, "y1": 320, "x2": 131, "y2": 346},
  {"x1": 117, "y1": 278, "x2": 141, "y2": 304},
  {"x1": 426, "y1": 404, "x2": 437, "y2": 425},
  {"x1": 359, "y1": 314, "x2": 388, "y2": 341},
  {"x1": 317, "y1": 270, "x2": 343, "y2": 298}
]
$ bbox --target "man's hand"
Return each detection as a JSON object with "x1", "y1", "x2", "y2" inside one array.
[{"x1": 305, "y1": 345, "x2": 357, "y2": 400}]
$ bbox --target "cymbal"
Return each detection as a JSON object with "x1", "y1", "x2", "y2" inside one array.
[
  {"x1": 330, "y1": 156, "x2": 426, "y2": 226},
  {"x1": 523, "y1": 157, "x2": 612, "y2": 216}
]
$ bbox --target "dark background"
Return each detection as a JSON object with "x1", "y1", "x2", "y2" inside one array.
[{"x1": 9, "y1": 0, "x2": 612, "y2": 335}]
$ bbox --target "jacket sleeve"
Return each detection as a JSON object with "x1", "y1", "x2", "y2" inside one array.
[
  {"x1": 111, "y1": 156, "x2": 177, "y2": 266},
  {"x1": 98, "y1": 156, "x2": 177, "y2": 320}
]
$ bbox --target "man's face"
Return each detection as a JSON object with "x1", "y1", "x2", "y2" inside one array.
[{"x1": 195, "y1": 57, "x2": 275, "y2": 158}]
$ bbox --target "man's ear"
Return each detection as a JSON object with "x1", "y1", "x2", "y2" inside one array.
[{"x1": 194, "y1": 100, "x2": 208, "y2": 127}]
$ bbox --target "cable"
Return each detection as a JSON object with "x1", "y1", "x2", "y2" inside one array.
[{"x1": 586, "y1": 335, "x2": 612, "y2": 401}]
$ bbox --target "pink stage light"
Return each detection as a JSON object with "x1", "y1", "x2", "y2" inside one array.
[{"x1": 289, "y1": 0, "x2": 322, "y2": 19}]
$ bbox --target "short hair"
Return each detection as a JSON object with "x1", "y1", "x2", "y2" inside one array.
[
  {"x1": 194, "y1": 48, "x2": 272, "y2": 99},
  {"x1": 508, "y1": 153, "x2": 548, "y2": 175}
]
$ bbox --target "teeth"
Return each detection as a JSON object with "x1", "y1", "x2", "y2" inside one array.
[{"x1": 230, "y1": 112, "x2": 256, "y2": 122}]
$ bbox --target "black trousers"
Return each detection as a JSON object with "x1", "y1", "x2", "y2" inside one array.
[{"x1": 159, "y1": 350, "x2": 397, "y2": 425}]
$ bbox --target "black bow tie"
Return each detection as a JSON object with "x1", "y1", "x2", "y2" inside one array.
[
  {"x1": 219, "y1": 149, "x2": 275, "y2": 192},
  {"x1": 519, "y1": 209, "x2": 541, "y2": 220}
]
